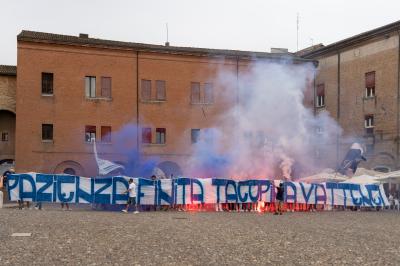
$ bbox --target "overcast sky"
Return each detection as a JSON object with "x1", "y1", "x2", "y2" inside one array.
[{"x1": 1, "y1": 0, "x2": 400, "y2": 65}]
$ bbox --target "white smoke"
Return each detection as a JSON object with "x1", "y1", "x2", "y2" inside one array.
[{"x1": 185, "y1": 59, "x2": 342, "y2": 180}]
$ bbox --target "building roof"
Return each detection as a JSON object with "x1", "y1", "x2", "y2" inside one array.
[
  {"x1": 0, "y1": 65, "x2": 16, "y2": 76},
  {"x1": 17, "y1": 30, "x2": 313, "y2": 63},
  {"x1": 302, "y1": 20, "x2": 400, "y2": 58}
]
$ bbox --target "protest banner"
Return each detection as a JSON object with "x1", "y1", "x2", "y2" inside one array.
[{"x1": 7, "y1": 173, "x2": 389, "y2": 207}]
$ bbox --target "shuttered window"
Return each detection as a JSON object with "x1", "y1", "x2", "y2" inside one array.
[
  {"x1": 101, "y1": 77, "x2": 112, "y2": 98},
  {"x1": 156, "y1": 80, "x2": 166, "y2": 100},
  {"x1": 141, "y1": 79, "x2": 151, "y2": 101},
  {"x1": 204, "y1": 83, "x2": 213, "y2": 103},
  {"x1": 142, "y1": 127, "x2": 152, "y2": 144},
  {"x1": 191, "y1": 82, "x2": 201, "y2": 103},
  {"x1": 101, "y1": 126, "x2": 111, "y2": 143},
  {"x1": 365, "y1": 72, "x2": 375, "y2": 98},
  {"x1": 365, "y1": 72, "x2": 375, "y2": 88}
]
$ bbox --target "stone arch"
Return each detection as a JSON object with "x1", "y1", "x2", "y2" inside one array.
[
  {"x1": 0, "y1": 110, "x2": 16, "y2": 162},
  {"x1": 53, "y1": 160, "x2": 86, "y2": 176},
  {"x1": 0, "y1": 108, "x2": 15, "y2": 115},
  {"x1": 157, "y1": 161, "x2": 183, "y2": 178},
  {"x1": 373, "y1": 165, "x2": 391, "y2": 173},
  {"x1": 369, "y1": 152, "x2": 396, "y2": 172}
]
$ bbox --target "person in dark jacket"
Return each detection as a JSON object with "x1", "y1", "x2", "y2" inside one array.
[
  {"x1": 274, "y1": 183, "x2": 284, "y2": 215},
  {"x1": 338, "y1": 142, "x2": 367, "y2": 176}
]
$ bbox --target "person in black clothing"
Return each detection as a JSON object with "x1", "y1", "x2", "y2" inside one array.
[{"x1": 275, "y1": 183, "x2": 284, "y2": 215}]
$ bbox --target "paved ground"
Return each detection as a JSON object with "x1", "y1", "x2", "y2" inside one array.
[{"x1": 0, "y1": 206, "x2": 399, "y2": 265}]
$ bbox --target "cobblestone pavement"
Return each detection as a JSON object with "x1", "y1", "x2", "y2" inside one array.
[{"x1": 0, "y1": 207, "x2": 399, "y2": 265}]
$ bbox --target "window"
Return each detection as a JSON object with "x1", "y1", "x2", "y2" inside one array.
[
  {"x1": 101, "y1": 126, "x2": 111, "y2": 143},
  {"x1": 1, "y1": 132, "x2": 9, "y2": 141},
  {"x1": 141, "y1": 79, "x2": 151, "y2": 101},
  {"x1": 156, "y1": 80, "x2": 166, "y2": 101},
  {"x1": 365, "y1": 135, "x2": 375, "y2": 154},
  {"x1": 42, "y1": 124, "x2": 53, "y2": 141},
  {"x1": 101, "y1": 77, "x2": 112, "y2": 98},
  {"x1": 191, "y1": 82, "x2": 201, "y2": 103},
  {"x1": 204, "y1": 83, "x2": 214, "y2": 103},
  {"x1": 191, "y1": 129, "x2": 200, "y2": 143},
  {"x1": 365, "y1": 115, "x2": 374, "y2": 128},
  {"x1": 316, "y1": 84, "x2": 325, "y2": 107},
  {"x1": 316, "y1": 126, "x2": 323, "y2": 135},
  {"x1": 365, "y1": 115, "x2": 374, "y2": 134},
  {"x1": 85, "y1": 76, "x2": 96, "y2": 98},
  {"x1": 85, "y1": 125, "x2": 96, "y2": 142},
  {"x1": 156, "y1": 128, "x2": 166, "y2": 144},
  {"x1": 142, "y1": 127, "x2": 151, "y2": 144},
  {"x1": 42, "y1": 72, "x2": 54, "y2": 95},
  {"x1": 365, "y1": 71, "x2": 375, "y2": 98}
]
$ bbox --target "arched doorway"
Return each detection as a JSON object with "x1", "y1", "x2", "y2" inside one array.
[
  {"x1": 157, "y1": 161, "x2": 183, "y2": 178},
  {"x1": 54, "y1": 161, "x2": 85, "y2": 176},
  {"x1": 0, "y1": 110, "x2": 16, "y2": 163}
]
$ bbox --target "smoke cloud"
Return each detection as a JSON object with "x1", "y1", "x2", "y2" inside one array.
[{"x1": 185, "y1": 60, "x2": 342, "y2": 180}]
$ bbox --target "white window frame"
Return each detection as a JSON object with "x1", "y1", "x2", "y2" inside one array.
[
  {"x1": 316, "y1": 95, "x2": 325, "y2": 107},
  {"x1": 85, "y1": 76, "x2": 96, "y2": 98},
  {"x1": 155, "y1": 128, "x2": 166, "y2": 144},
  {"x1": 365, "y1": 87, "x2": 375, "y2": 98},
  {"x1": 365, "y1": 116, "x2": 374, "y2": 128}
]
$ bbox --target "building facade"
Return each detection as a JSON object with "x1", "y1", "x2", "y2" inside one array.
[
  {"x1": 0, "y1": 65, "x2": 16, "y2": 174},
  {"x1": 15, "y1": 31, "x2": 311, "y2": 177},
  {"x1": 302, "y1": 21, "x2": 400, "y2": 176}
]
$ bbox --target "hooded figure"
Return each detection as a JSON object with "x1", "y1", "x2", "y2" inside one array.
[{"x1": 338, "y1": 143, "x2": 367, "y2": 175}]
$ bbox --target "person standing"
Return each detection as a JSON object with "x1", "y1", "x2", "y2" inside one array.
[
  {"x1": 388, "y1": 194, "x2": 394, "y2": 210},
  {"x1": 275, "y1": 183, "x2": 284, "y2": 215},
  {"x1": 122, "y1": 178, "x2": 138, "y2": 213},
  {"x1": 151, "y1": 175, "x2": 158, "y2": 211},
  {"x1": 3, "y1": 168, "x2": 28, "y2": 210},
  {"x1": 0, "y1": 173, "x2": 4, "y2": 208},
  {"x1": 61, "y1": 202, "x2": 70, "y2": 211}
]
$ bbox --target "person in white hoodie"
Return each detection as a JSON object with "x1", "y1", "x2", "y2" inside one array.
[{"x1": 122, "y1": 178, "x2": 139, "y2": 214}]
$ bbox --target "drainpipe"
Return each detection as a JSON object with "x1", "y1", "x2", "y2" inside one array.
[
  {"x1": 336, "y1": 51, "x2": 341, "y2": 167},
  {"x1": 313, "y1": 69, "x2": 317, "y2": 116},
  {"x1": 136, "y1": 51, "x2": 140, "y2": 166},
  {"x1": 236, "y1": 56, "x2": 239, "y2": 108},
  {"x1": 397, "y1": 30, "x2": 400, "y2": 166}
]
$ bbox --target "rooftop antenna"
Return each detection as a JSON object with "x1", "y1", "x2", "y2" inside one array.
[
  {"x1": 296, "y1": 13, "x2": 299, "y2": 51},
  {"x1": 310, "y1": 37, "x2": 314, "y2": 47},
  {"x1": 165, "y1": 23, "x2": 170, "y2": 46}
]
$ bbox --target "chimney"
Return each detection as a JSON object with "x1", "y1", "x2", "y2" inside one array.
[
  {"x1": 79, "y1": 33, "x2": 89, "y2": 38},
  {"x1": 270, "y1": 48, "x2": 289, "y2": 54}
]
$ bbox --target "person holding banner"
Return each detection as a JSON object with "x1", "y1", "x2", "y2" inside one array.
[
  {"x1": 274, "y1": 183, "x2": 284, "y2": 215},
  {"x1": 122, "y1": 178, "x2": 139, "y2": 214},
  {"x1": 0, "y1": 173, "x2": 4, "y2": 208}
]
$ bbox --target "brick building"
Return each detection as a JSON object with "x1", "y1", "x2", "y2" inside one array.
[
  {"x1": 13, "y1": 30, "x2": 311, "y2": 177},
  {"x1": 0, "y1": 65, "x2": 16, "y2": 173},
  {"x1": 302, "y1": 21, "x2": 400, "y2": 177}
]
